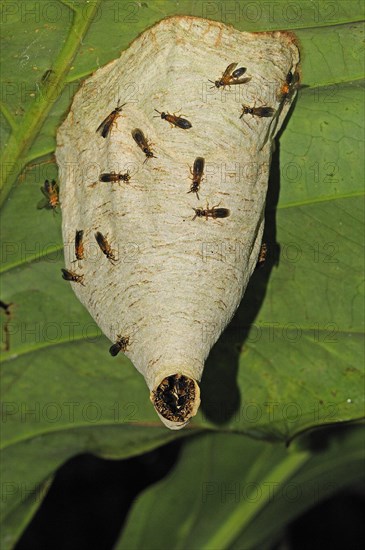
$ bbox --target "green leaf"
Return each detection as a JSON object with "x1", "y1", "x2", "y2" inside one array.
[
  {"x1": 0, "y1": 477, "x2": 53, "y2": 550},
  {"x1": 1, "y1": 1, "x2": 364, "y2": 547},
  {"x1": 114, "y1": 425, "x2": 364, "y2": 550},
  {"x1": 231, "y1": 424, "x2": 365, "y2": 549}
]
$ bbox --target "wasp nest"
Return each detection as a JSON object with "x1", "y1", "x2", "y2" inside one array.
[{"x1": 56, "y1": 16, "x2": 300, "y2": 429}]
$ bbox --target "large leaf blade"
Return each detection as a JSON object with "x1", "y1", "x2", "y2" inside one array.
[
  {"x1": 1, "y1": 2, "x2": 364, "y2": 547},
  {"x1": 114, "y1": 425, "x2": 364, "y2": 549}
]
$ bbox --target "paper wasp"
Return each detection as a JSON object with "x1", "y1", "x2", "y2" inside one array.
[
  {"x1": 192, "y1": 203, "x2": 230, "y2": 221},
  {"x1": 187, "y1": 157, "x2": 205, "y2": 200},
  {"x1": 95, "y1": 231, "x2": 118, "y2": 264},
  {"x1": 73, "y1": 230, "x2": 84, "y2": 262},
  {"x1": 132, "y1": 128, "x2": 157, "y2": 163},
  {"x1": 152, "y1": 374, "x2": 196, "y2": 423},
  {"x1": 99, "y1": 171, "x2": 131, "y2": 183},
  {"x1": 61, "y1": 268, "x2": 85, "y2": 286},
  {"x1": 209, "y1": 62, "x2": 251, "y2": 89},
  {"x1": 109, "y1": 335, "x2": 130, "y2": 356},
  {"x1": 96, "y1": 100, "x2": 126, "y2": 138},
  {"x1": 256, "y1": 242, "x2": 267, "y2": 269},
  {"x1": 37, "y1": 179, "x2": 60, "y2": 211},
  {"x1": 154, "y1": 109, "x2": 192, "y2": 129},
  {"x1": 278, "y1": 70, "x2": 300, "y2": 102},
  {"x1": 240, "y1": 104, "x2": 275, "y2": 120}
]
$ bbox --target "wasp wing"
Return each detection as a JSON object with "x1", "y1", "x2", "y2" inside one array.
[
  {"x1": 229, "y1": 76, "x2": 252, "y2": 85},
  {"x1": 96, "y1": 115, "x2": 114, "y2": 138},
  {"x1": 223, "y1": 62, "x2": 237, "y2": 78},
  {"x1": 258, "y1": 107, "x2": 275, "y2": 117},
  {"x1": 37, "y1": 197, "x2": 50, "y2": 209},
  {"x1": 132, "y1": 128, "x2": 145, "y2": 147}
]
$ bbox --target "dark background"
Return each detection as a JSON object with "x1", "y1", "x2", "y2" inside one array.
[{"x1": 16, "y1": 438, "x2": 365, "y2": 550}]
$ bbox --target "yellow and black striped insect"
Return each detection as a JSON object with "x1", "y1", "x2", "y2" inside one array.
[
  {"x1": 95, "y1": 231, "x2": 118, "y2": 264},
  {"x1": 132, "y1": 128, "x2": 157, "y2": 163},
  {"x1": 99, "y1": 171, "x2": 131, "y2": 184},
  {"x1": 187, "y1": 157, "x2": 205, "y2": 200},
  {"x1": 192, "y1": 203, "x2": 230, "y2": 221},
  {"x1": 37, "y1": 179, "x2": 60, "y2": 211},
  {"x1": 61, "y1": 268, "x2": 85, "y2": 286},
  {"x1": 154, "y1": 109, "x2": 192, "y2": 129},
  {"x1": 73, "y1": 230, "x2": 84, "y2": 262},
  {"x1": 209, "y1": 62, "x2": 251, "y2": 89},
  {"x1": 240, "y1": 104, "x2": 275, "y2": 120},
  {"x1": 109, "y1": 335, "x2": 130, "y2": 356},
  {"x1": 96, "y1": 100, "x2": 126, "y2": 138}
]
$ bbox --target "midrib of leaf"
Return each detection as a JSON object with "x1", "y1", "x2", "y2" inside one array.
[
  {"x1": 278, "y1": 191, "x2": 365, "y2": 210},
  {"x1": 293, "y1": 447, "x2": 365, "y2": 483},
  {"x1": 0, "y1": 0, "x2": 102, "y2": 207},
  {"x1": 0, "y1": 244, "x2": 63, "y2": 274},
  {"x1": 200, "y1": 449, "x2": 310, "y2": 550},
  {"x1": 174, "y1": 436, "x2": 213, "y2": 548},
  {"x1": 1, "y1": 332, "x2": 102, "y2": 362},
  {"x1": 226, "y1": 444, "x2": 364, "y2": 549},
  {"x1": 175, "y1": 442, "x2": 274, "y2": 550}
]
